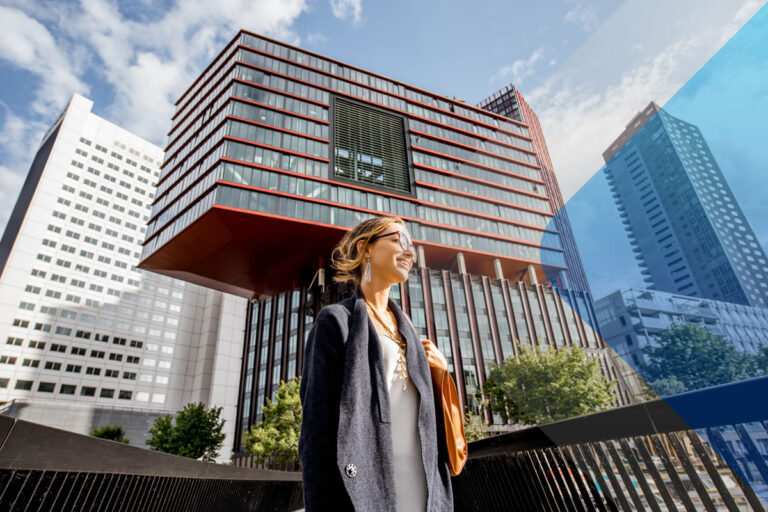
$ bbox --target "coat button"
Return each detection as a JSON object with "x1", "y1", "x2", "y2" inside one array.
[{"x1": 345, "y1": 463, "x2": 357, "y2": 478}]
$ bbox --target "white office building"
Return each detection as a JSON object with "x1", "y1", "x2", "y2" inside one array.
[{"x1": 0, "y1": 94, "x2": 245, "y2": 459}]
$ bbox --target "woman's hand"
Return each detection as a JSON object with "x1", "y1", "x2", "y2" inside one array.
[{"x1": 421, "y1": 339, "x2": 448, "y2": 371}]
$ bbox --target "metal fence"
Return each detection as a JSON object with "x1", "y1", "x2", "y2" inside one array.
[
  {"x1": 453, "y1": 376, "x2": 768, "y2": 511},
  {"x1": 232, "y1": 454, "x2": 301, "y2": 472},
  {"x1": 3, "y1": 377, "x2": 767, "y2": 511},
  {"x1": 0, "y1": 415, "x2": 303, "y2": 511}
]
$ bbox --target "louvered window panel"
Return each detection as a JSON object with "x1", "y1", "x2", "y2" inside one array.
[{"x1": 332, "y1": 97, "x2": 411, "y2": 194}]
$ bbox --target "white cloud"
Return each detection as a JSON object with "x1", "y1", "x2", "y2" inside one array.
[
  {"x1": 55, "y1": 0, "x2": 309, "y2": 144},
  {"x1": 0, "y1": 104, "x2": 48, "y2": 230},
  {"x1": 490, "y1": 46, "x2": 552, "y2": 87},
  {"x1": 0, "y1": 6, "x2": 89, "y2": 117},
  {"x1": 523, "y1": 0, "x2": 762, "y2": 202},
  {"x1": 330, "y1": 0, "x2": 362, "y2": 23},
  {"x1": 564, "y1": 3, "x2": 599, "y2": 32},
  {"x1": 0, "y1": 0, "x2": 310, "y2": 234},
  {"x1": 306, "y1": 31, "x2": 329, "y2": 46}
]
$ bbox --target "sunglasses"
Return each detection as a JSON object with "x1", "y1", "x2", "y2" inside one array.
[{"x1": 369, "y1": 230, "x2": 417, "y2": 264}]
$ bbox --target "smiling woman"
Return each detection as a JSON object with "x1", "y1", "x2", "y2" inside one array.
[{"x1": 298, "y1": 215, "x2": 454, "y2": 511}]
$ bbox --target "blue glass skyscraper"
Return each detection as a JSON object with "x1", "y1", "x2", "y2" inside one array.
[{"x1": 603, "y1": 102, "x2": 768, "y2": 308}]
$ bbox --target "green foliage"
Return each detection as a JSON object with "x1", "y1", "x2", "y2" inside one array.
[
  {"x1": 639, "y1": 322, "x2": 757, "y2": 392},
  {"x1": 90, "y1": 424, "x2": 129, "y2": 444},
  {"x1": 755, "y1": 345, "x2": 768, "y2": 375},
  {"x1": 146, "y1": 402, "x2": 226, "y2": 461},
  {"x1": 244, "y1": 378, "x2": 302, "y2": 463},
  {"x1": 484, "y1": 345, "x2": 615, "y2": 425},
  {"x1": 464, "y1": 407, "x2": 489, "y2": 442}
]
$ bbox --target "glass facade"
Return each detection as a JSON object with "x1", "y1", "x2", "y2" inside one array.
[
  {"x1": 603, "y1": 103, "x2": 768, "y2": 308},
  {"x1": 136, "y1": 30, "x2": 626, "y2": 454},
  {"x1": 479, "y1": 85, "x2": 592, "y2": 293},
  {"x1": 234, "y1": 267, "x2": 628, "y2": 451},
  {"x1": 595, "y1": 287, "x2": 768, "y2": 399},
  {"x1": 140, "y1": 31, "x2": 571, "y2": 296}
]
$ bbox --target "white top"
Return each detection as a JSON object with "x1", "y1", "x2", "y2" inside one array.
[{"x1": 376, "y1": 330, "x2": 427, "y2": 512}]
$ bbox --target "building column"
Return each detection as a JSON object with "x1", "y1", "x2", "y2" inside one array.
[
  {"x1": 493, "y1": 258, "x2": 504, "y2": 280},
  {"x1": 456, "y1": 252, "x2": 467, "y2": 274},
  {"x1": 527, "y1": 264, "x2": 538, "y2": 285}
]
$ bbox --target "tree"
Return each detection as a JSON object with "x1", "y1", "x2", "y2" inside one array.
[
  {"x1": 244, "y1": 378, "x2": 302, "y2": 463},
  {"x1": 90, "y1": 424, "x2": 129, "y2": 444},
  {"x1": 755, "y1": 345, "x2": 768, "y2": 375},
  {"x1": 464, "y1": 407, "x2": 489, "y2": 442},
  {"x1": 484, "y1": 346, "x2": 615, "y2": 425},
  {"x1": 146, "y1": 402, "x2": 226, "y2": 461},
  {"x1": 639, "y1": 322, "x2": 757, "y2": 393}
]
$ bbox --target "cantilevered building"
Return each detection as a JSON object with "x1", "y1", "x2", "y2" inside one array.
[
  {"x1": 0, "y1": 94, "x2": 245, "y2": 457},
  {"x1": 603, "y1": 102, "x2": 768, "y2": 307},
  {"x1": 139, "y1": 31, "x2": 631, "y2": 450},
  {"x1": 479, "y1": 84, "x2": 590, "y2": 293}
]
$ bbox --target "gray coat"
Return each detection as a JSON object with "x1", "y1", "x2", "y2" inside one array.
[{"x1": 299, "y1": 285, "x2": 453, "y2": 511}]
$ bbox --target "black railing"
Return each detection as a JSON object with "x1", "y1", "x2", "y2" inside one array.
[
  {"x1": 0, "y1": 415, "x2": 303, "y2": 511},
  {"x1": 3, "y1": 378, "x2": 768, "y2": 511},
  {"x1": 454, "y1": 376, "x2": 768, "y2": 511}
]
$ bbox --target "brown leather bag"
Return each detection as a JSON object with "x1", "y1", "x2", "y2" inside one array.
[{"x1": 421, "y1": 338, "x2": 468, "y2": 476}]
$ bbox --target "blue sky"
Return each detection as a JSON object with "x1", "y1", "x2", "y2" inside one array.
[
  {"x1": 0, "y1": 0, "x2": 764, "y2": 252},
  {"x1": 565, "y1": 3, "x2": 768, "y2": 299}
]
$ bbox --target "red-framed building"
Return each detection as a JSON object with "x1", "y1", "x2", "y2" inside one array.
[
  {"x1": 138, "y1": 31, "x2": 630, "y2": 451},
  {"x1": 479, "y1": 84, "x2": 591, "y2": 293}
]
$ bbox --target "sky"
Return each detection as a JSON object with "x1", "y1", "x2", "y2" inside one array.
[
  {"x1": 0, "y1": 0, "x2": 764, "y2": 254},
  {"x1": 562, "y1": 2, "x2": 768, "y2": 300}
]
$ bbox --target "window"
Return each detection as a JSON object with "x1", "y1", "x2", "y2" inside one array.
[
  {"x1": 332, "y1": 97, "x2": 411, "y2": 193},
  {"x1": 65, "y1": 364, "x2": 82, "y2": 373},
  {"x1": 0, "y1": 378, "x2": 9, "y2": 388},
  {"x1": 29, "y1": 340, "x2": 45, "y2": 349},
  {"x1": 12, "y1": 318, "x2": 29, "y2": 328},
  {"x1": 0, "y1": 355, "x2": 18, "y2": 364},
  {"x1": 126, "y1": 355, "x2": 140, "y2": 364},
  {"x1": 109, "y1": 353, "x2": 123, "y2": 361},
  {"x1": 118, "y1": 390, "x2": 132, "y2": 400},
  {"x1": 38, "y1": 382, "x2": 55, "y2": 393},
  {"x1": 60, "y1": 384, "x2": 76, "y2": 395},
  {"x1": 122, "y1": 372, "x2": 136, "y2": 380},
  {"x1": 15, "y1": 380, "x2": 33, "y2": 390},
  {"x1": 70, "y1": 347, "x2": 87, "y2": 356},
  {"x1": 44, "y1": 361, "x2": 62, "y2": 370},
  {"x1": 105, "y1": 369, "x2": 119, "y2": 378},
  {"x1": 6, "y1": 337, "x2": 23, "y2": 346},
  {"x1": 81, "y1": 386, "x2": 96, "y2": 397},
  {"x1": 86, "y1": 367, "x2": 101, "y2": 376},
  {"x1": 91, "y1": 350, "x2": 105, "y2": 358},
  {"x1": 22, "y1": 359, "x2": 40, "y2": 368},
  {"x1": 50, "y1": 343, "x2": 67, "y2": 353},
  {"x1": 100, "y1": 388, "x2": 115, "y2": 398}
]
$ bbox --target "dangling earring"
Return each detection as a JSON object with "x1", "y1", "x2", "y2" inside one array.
[{"x1": 364, "y1": 258, "x2": 372, "y2": 282}]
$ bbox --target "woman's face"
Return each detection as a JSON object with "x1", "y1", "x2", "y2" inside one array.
[{"x1": 361, "y1": 224, "x2": 416, "y2": 285}]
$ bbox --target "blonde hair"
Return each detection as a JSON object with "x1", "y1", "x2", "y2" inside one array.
[{"x1": 331, "y1": 216, "x2": 405, "y2": 285}]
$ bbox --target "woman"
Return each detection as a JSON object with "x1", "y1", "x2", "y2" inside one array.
[{"x1": 298, "y1": 216, "x2": 454, "y2": 511}]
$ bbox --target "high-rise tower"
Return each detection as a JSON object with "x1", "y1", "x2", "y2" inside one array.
[
  {"x1": 479, "y1": 84, "x2": 591, "y2": 293},
  {"x1": 0, "y1": 94, "x2": 245, "y2": 456},
  {"x1": 603, "y1": 102, "x2": 768, "y2": 307}
]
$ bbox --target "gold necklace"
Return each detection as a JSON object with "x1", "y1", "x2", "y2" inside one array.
[{"x1": 364, "y1": 298, "x2": 409, "y2": 390}]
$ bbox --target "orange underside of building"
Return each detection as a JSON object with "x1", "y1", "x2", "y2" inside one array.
[{"x1": 138, "y1": 206, "x2": 552, "y2": 298}]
